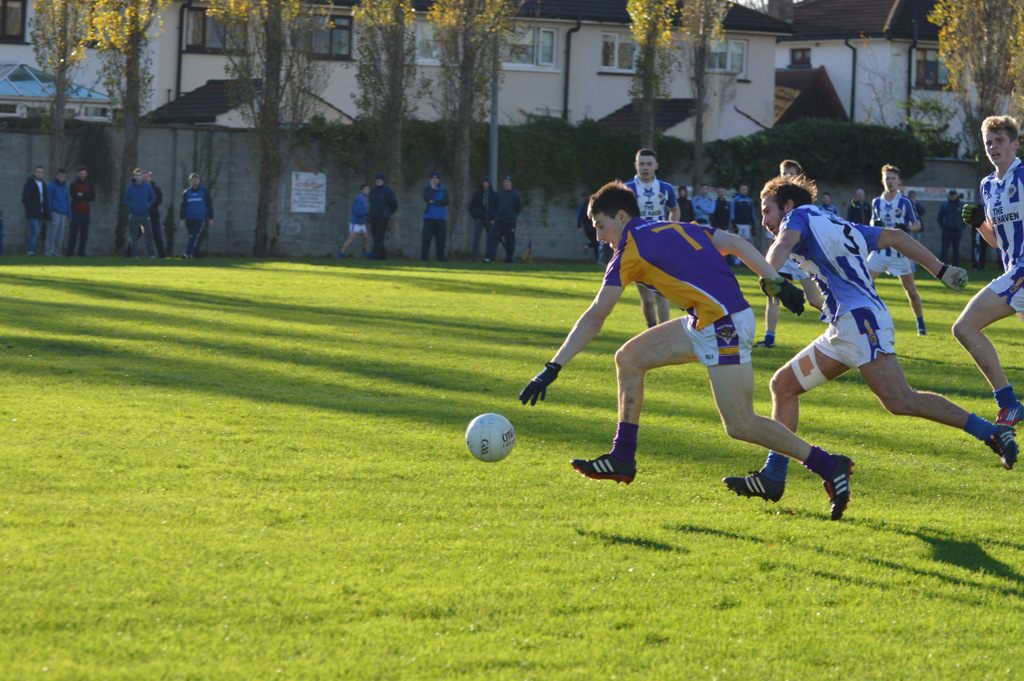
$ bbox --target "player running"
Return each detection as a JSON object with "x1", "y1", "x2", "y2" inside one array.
[
  {"x1": 519, "y1": 180, "x2": 854, "y2": 521},
  {"x1": 724, "y1": 175, "x2": 1018, "y2": 505},
  {"x1": 953, "y1": 115, "x2": 1024, "y2": 429},
  {"x1": 867, "y1": 165, "x2": 928, "y2": 335},
  {"x1": 625, "y1": 149, "x2": 679, "y2": 327}
]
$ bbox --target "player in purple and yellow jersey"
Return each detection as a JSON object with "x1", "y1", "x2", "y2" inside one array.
[
  {"x1": 519, "y1": 180, "x2": 855, "y2": 521},
  {"x1": 953, "y1": 115, "x2": 1024, "y2": 429},
  {"x1": 724, "y1": 174, "x2": 1017, "y2": 506},
  {"x1": 624, "y1": 148, "x2": 679, "y2": 327}
]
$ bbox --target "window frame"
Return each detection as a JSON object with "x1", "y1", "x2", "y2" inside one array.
[
  {"x1": 0, "y1": 0, "x2": 26, "y2": 43},
  {"x1": 789, "y1": 47, "x2": 811, "y2": 68},
  {"x1": 914, "y1": 47, "x2": 949, "y2": 90},
  {"x1": 708, "y1": 38, "x2": 747, "y2": 78},
  {"x1": 184, "y1": 7, "x2": 224, "y2": 53},
  {"x1": 312, "y1": 15, "x2": 352, "y2": 61},
  {"x1": 501, "y1": 26, "x2": 557, "y2": 69},
  {"x1": 600, "y1": 32, "x2": 635, "y2": 73}
]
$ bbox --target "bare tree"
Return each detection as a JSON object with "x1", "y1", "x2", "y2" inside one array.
[
  {"x1": 929, "y1": 0, "x2": 1024, "y2": 160},
  {"x1": 209, "y1": 0, "x2": 332, "y2": 256},
  {"x1": 353, "y1": 0, "x2": 418, "y2": 250},
  {"x1": 679, "y1": 0, "x2": 728, "y2": 188},
  {"x1": 30, "y1": 0, "x2": 92, "y2": 173},
  {"x1": 627, "y1": 0, "x2": 681, "y2": 149},
  {"x1": 429, "y1": 0, "x2": 517, "y2": 254}
]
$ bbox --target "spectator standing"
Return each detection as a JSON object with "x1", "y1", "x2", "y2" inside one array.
[
  {"x1": 340, "y1": 183, "x2": 371, "y2": 259},
  {"x1": 693, "y1": 183, "x2": 714, "y2": 225},
  {"x1": 937, "y1": 189, "x2": 966, "y2": 267},
  {"x1": 820, "y1": 191, "x2": 840, "y2": 216},
  {"x1": 847, "y1": 188, "x2": 871, "y2": 224},
  {"x1": 420, "y1": 172, "x2": 449, "y2": 262},
  {"x1": 45, "y1": 169, "x2": 70, "y2": 256},
  {"x1": 469, "y1": 177, "x2": 498, "y2": 262},
  {"x1": 487, "y1": 176, "x2": 523, "y2": 263},
  {"x1": 367, "y1": 174, "x2": 398, "y2": 261},
  {"x1": 973, "y1": 197, "x2": 989, "y2": 270},
  {"x1": 68, "y1": 166, "x2": 95, "y2": 256},
  {"x1": 179, "y1": 172, "x2": 214, "y2": 259},
  {"x1": 144, "y1": 172, "x2": 167, "y2": 258},
  {"x1": 575, "y1": 191, "x2": 599, "y2": 263},
  {"x1": 124, "y1": 168, "x2": 157, "y2": 257},
  {"x1": 21, "y1": 165, "x2": 49, "y2": 255},
  {"x1": 711, "y1": 187, "x2": 731, "y2": 230},
  {"x1": 730, "y1": 183, "x2": 756, "y2": 241},
  {"x1": 677, "y1": 185, "x2": 695, "y2": 222},
  {"x1": 907, "y1": 190, "x2": 926, "y2": 243}
]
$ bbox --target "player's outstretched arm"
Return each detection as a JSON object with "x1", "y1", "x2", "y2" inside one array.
[
  {"x1": 519, "y1": 285, "x2": 623, "y2": 405},
  {"x1": 877, "y1": 228, "x2": 967, "y2": 291},
  {"x1": 709, "y1": 230, "x2": 778, "y2": 278}
]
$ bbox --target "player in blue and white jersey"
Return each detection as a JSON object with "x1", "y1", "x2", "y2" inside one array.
[
  {"x1": 723, "y1": 174, "x2": 1018, "y2": 506},
  {"x1": 953, "y1": 115, "x2": 1024, "y2": 429},
  {"x1": 867, "y1": 164, "x2": 928, "y2": 335},
  {"x1": 519, "y1": 180, "x2": 855, "y2": 520},
  {"x1": 624, "y1": 149, "x2": 679, "y2": 327}
]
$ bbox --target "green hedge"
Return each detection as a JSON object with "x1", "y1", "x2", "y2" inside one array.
[{"x1": 707, "y1": 119, "x2": 927, "y2": 187}]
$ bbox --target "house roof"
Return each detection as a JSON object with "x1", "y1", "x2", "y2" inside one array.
[
  {"x1": 784, "y1": 0, "x2": 939, "y2": 42},
  {"x1": 774, "y1": 65, "x2": 849, "y2": 124},
  {"x1": 340, "y1": 1, "x2": 794, "y2": 34},
  {"x1": 149, "y1": 79, "x2": 240, "y2": 124},
  {"x1": 597, "y1": 98, "x2": 697, "y2": 131},
  {"x1": 0, "y1": 63, "x2": 108, "y2": 100}
]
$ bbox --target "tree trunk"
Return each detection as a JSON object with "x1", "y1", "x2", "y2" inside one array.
[
  {"x1": 451, "y1": 41, "x2": 477, "y2": 255},
  {"x1": 253, "y1": 0, "x2": 284, "y2": 256},
  {"x1": 50, "y1": 66, "x2": 68, "y2": 173},
  {"x1": 691, "y1": 46, "x2": 708, "y2": 188},
  {"x1": 116, "y1": 26, "x2": 144, "y2": 252}
]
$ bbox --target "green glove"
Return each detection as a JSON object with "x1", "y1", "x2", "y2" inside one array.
[
  {"x1": 759, "y1": 276, "x2": 786, "y2": 298},
  {"x1": 962, "y1": 203, "x2": 986, "y2": 229}
]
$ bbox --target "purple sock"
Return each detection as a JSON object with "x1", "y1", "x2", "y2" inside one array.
[
  {"x1": 608, "y1": 421, "x2": 639, "y2": 463},
  {"x1": 801, "y1": 445, "x2": 836, "y2": 480}
]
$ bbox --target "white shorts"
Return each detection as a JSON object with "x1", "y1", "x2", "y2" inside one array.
[
  {"x1": 987, "y1": 263, "x2": 1024, "y2": 313},
  {"x1": 349, "y1": 222, "x2": 368, "y2": 234},
  {"x1": 867, "y1": 248, "x2": 914, "y2": 277},
  {"x1": 808, "y1": 307, "x2": 896, "y2": 369},
  {"x1": 735, "y1": 224, "x2": 752, "y2": 240},
  {"x1": 682, "y1": 307, "x2": 755, "y2": 367},
  {"x1": 779, "y1": 258, "x2": 811, "y2": 281}
]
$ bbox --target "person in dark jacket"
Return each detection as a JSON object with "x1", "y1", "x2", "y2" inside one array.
[
  {"x1": 124, "y1": 168, "x2": 156, "y2": 257},
  {"x1": 575, "y1": 190, "x2": 600, "y2": 263},
  {"x1": 21, "y1": 165, "x2": 49, "y2": 255},
  {"x1": 972, "y1": 197, "x2": 989, "y2": 270},
  {"x1": 420, "y1": 172, "x2": 450, "y2": 262},
  {"x1": 144, "y1": 171, "x2": 168, "y2": 257},
  {"x1": 68, "y1": 166, "x2": 96, "y2": 256},
  {"x1": 676, "y1": 185, "x2": 695, "y2": 223},
  {"x1": 847, "y1": 188, "x2": 871, "y2": 224},
  {"x1": 937, "y1": 189, "x2": 966, "y2": 266},
  {"x1": 178, "y1": 172, "x2": 214, "y2": 259},
  {"x1": 487, "y1": 176, "x2": 523, "y2": 263},
  {"x1": 368, "y1": 173, "x2": 398, "y2": 261},
  {"x1": 469, "y1": 177, "x2": 498, "y2": 262}
]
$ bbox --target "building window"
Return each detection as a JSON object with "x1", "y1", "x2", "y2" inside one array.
[
  {"x1": 915, "y1": 48, "x2": 949, "y2": 89},
  {"x1": 790, "y1": 47, "x2": 811, "y2": 68},
  {"x1": 185, "y1": 8, "x2": 223, "y2": 52},
  {"x1": 415, "y1": 21, "x2": 440, "y2": 64},
  {"x1": 601, "y1": 32, "x2": 635, "y2": 71},
  {"x1": 0, "y1": 0, "x2": 25, "y2": 42},
  {"x1": 502, "y1": 27, "x2": 556, "y2": 68},
  {"x1": 0, "y1": 102, "x2": 17, "y2": 115},
  {"x1": 314, "y1": 16, "x2": 351, "y2": 59},
  {"x1": 708, "y1": 39, "x2": 747, "y2": 78}
]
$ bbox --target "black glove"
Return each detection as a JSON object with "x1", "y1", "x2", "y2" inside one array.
[
  {"x1": 778, "y1": 280, "x2": 805, "y2": 316},
  {"x1": 962, "y1": 203, "x2": 986, "y2": 229},
  {"x1": 519, "y1": 361, "x2": 561, "y2": 405},
  {"x1": 759, "y1": 276, "x2": 786, "y2": 298}
]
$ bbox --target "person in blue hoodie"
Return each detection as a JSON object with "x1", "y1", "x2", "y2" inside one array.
[
  {"x1": 46, "y1": 169, "x2": 71, "y2": 256},
  {"x1": 179, "y1": 172, "x2": 214, "y2": 259},
  {"x1": 421, "y1": 172, "x2": 450, "y2": 262},
  {"x1": 124, "y1": 168, "x2": 157, "y2": 257},
  {"x1": 340, "y1": 183, "x2": 371, "y2": 259}
]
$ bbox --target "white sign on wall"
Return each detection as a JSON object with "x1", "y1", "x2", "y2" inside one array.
[{"x1": 290, "y1": 172, "x2": 327, "y2": 213}]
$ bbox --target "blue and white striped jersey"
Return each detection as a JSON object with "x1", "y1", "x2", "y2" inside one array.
[
  {"x1": 871, "y1": 191, "x2": 918, "y2": 258},
  {"x1": 980, "y1": 157, "x2": 1024, "y2": 271},
  {"x1": 625, "y1": 176, "x2": 678, "y2": 220},
  {"x1": 781, "y1": 204, "x2": 887, "y2": 324}
]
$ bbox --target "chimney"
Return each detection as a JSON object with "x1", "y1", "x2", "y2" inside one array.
[{"x1": 767, "y1": 0, "x2": 795, "y2": 23}]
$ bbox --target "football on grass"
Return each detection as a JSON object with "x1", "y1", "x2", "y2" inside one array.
[{"x1": 466, "y1": 413, "x2": 515, "y2": 462}]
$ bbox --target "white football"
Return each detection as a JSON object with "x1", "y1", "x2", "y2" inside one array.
[{"x1": 466, "y1": 413, "x2": 515, "y2": 462}]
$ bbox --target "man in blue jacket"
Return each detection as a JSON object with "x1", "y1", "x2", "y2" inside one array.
[
  {"x1": 178, "y1": 172, "x2": 214, "y2": 259},
  {"x1": 340, "y1": 183, "x2": 370, "y2": 259},
  {"x1": 487, "y1": 176, "x2": 523, "y2": 263},
  {"x1": 421, "y1": 172, "x2": 450, "y2": 262},
  {"x1": 46, "y1": 169, "x2": 71, "y2": 256},
  {"x1": 124, "y1": 168, "x2": 157, "y2": 257}
]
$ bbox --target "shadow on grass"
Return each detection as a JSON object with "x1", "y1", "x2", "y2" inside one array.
[{"x1": 575, "y1": 528, "x2": 684, "y2": 553}]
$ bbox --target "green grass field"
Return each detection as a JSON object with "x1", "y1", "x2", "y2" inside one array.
[{"x1": 1, "y1": 256, "x2": 1022, "y2": 680}]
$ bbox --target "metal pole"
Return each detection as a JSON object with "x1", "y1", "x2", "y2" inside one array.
[{"x1": 489, "y1": 51, "x2": 499, "y2": 184}]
